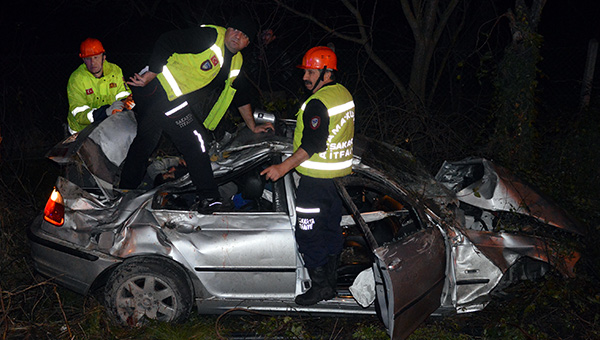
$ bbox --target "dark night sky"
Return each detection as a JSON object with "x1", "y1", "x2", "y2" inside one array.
[
  {"x1": 0, "y1": 0, "x2": 598, "y2": 154},
  {"x1": 540, "y1": 1, "x2": 600, "y2": 47},
  {"x1": 2, "y1": 1, "x2": 599, "y2": 56}
]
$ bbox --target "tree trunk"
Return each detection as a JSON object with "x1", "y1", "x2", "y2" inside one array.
[{"x1": 491, "y1": 0, "x2": 546, "y2": 170}]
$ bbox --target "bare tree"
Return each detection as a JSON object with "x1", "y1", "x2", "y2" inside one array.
[
  {"x1": 401, "y1": 0, "x2": 461, "y2": 106},
  {"x1": 271, "y1": 0, "x2": 464, "y2": 111},
  {"x1": 491, "y1": 0, "x2": 546, "y2": 170}
]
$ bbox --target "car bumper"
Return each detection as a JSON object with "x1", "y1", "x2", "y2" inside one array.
[{"x1": 27, "y1": 216, "x2": 121, "y2": 295}]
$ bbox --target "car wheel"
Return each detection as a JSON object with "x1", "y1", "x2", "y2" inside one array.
[{"x1": 104, "y1": 257, "x2": 193, "y2": 326}]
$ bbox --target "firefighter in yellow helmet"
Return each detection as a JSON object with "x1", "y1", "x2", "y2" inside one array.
[
  {"x1": 261, "y1": 46, "x2": 355, "y2": 305},
  {"x1": 66, "y1": 38, "x2": 131, "y2": 134}
]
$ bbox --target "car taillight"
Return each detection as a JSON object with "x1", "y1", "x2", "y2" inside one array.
[{"x1": 43, "y1": 187, "x2": 64, "y2": 226}]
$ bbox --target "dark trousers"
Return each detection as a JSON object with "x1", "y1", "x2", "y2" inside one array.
[
  {"x1": 120, "y1": 78, "x2": 219, "y2": 199},
  {"x1": 295, "y1": 176, "x2": 344, "y2": 269}
]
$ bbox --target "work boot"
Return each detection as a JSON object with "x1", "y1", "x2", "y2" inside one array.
[
  {"x1": 295, "y1": 265, "x2": 336, "y2": 306},
  {"x1": 326, "y1": 254, "x2": 339, "y2": 294}
]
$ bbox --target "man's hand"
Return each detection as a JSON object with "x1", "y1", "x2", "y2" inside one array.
[
  {"x1": 107, "y1": 100, "x2": 125, "y2": 116},
  {"x1": 251, "y1": 122, "x2": 275, "y2": 133},
  {"x1": 127, "y1": 71, "x2": 157, "y2": 87},
  {"x1": 261, "y1": 148, "x2": 310, "y2": 182},
  {"x1": 261, "y1": 164, "x2": 286, "y2": 182},
  {"x1": 162, "y1": 167, "x2": 177, "y2": 180},
  {"x1": 238, "y1": 104, "x2": 276, "y2": 134}
]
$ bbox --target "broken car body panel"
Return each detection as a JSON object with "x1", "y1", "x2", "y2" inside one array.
[
  {"x1": 28, "y1": 114, "x2": 583, "y2": 340},
  {"x1": 435, "y1": 158, "x2": 585, "y2": 235}
]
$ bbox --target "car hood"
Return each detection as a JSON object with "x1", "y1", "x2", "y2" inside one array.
[
  {"x1": 353, "y1": 136, "x2": 458, "y2": 215},
  {"x1": 435, "y1": 157, "x2": 585, "y2": 235}
]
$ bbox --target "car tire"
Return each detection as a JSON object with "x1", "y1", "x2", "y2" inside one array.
[{"x1": 104, "y1": 256, "x2": 193, "y2": 326}]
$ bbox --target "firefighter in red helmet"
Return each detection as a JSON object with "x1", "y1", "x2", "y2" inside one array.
[
  {"x1": 66, "y1": 38, "x2": 131, "y2": 134},
  {"x1": 262, "y1": 46, "x2": 355, "y2": 305}
]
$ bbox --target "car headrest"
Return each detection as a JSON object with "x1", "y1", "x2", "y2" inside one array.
[{"x1": 240, "y1": 171, "x2": 266, "y2": 200}]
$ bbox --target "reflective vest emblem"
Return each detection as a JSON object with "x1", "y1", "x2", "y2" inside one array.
[
  {"x1": 211, "y1": 55, "x2": 219, "y2": 66},
  {"x1": 201, "y1": 60, "x2": 213, "y2": 71},
  {"x1": 310, "y1": 116, "x2": 321, "y2": 129},
  {"x1": 109, "y1": 83, "x2": 117, "y2": 88},
  {"x1": 85, "y1": 88, "x2": 93, "y2": 95}
]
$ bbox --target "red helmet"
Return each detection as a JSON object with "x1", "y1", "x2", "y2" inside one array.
[
  {"x1": 79, "y1": 38, "x2": 105, "y2": 58},
  {"x1": 297, "y1": 46, "x2": 337, "y2": 71}
]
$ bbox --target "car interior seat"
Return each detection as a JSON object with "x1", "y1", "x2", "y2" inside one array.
[{"x1": 234, "y1": 169, "x2": 267, "y2": 211}]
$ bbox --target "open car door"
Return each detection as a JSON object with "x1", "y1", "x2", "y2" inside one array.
[
  {"x1": 335, "y1": 176, "x2": 446, "y2": 339},
  {"x1": 372, "y1": 226, "x2": 446, "y2": 339}
]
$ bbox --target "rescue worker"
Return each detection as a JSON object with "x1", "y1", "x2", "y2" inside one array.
[
  {"x1": 261, "y1": 46, "x2": 355, "y2": 305},
  {"x1": 67, "y1": 38, "x2": 131, "y2": 134},
  {"x1": 119, "y1": 15, "x2": 273, "y2": 212}
]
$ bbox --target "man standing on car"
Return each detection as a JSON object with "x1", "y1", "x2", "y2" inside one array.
[
  {"x1": 119, "y1": 15, "x2": 273, "y2": 212},
  {"x1": 261, "y1": 46, "x2": 355, "y2": 305},
  {"x1": 67, "y1": 38, "x2": 131, "y2": 135}
]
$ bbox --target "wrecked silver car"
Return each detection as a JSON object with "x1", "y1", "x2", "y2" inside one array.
[{"x1": 28, "y1": 111, "x2": 584, "y2": 339}]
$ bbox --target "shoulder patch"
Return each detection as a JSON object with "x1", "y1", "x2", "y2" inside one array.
[
  {"x1": 211, "y1": 55, "x2": 219, "y2": 66},
  {"x1": 201, "y1": 60, "x2": 213, "y2": 71},
  {"x1": 310, "y1": 116, "x2": 321, "y2": 129},
  {"x1": 86, "y1": 88, "x2": 94, "y2": 95}
]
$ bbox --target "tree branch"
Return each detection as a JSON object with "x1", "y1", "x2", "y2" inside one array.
[
  {"x1": 272, "y1": 0, "x2": 408, "y2": 98},
  {"x1": 271, "y1": 0, "x2": 365, "y2": 44}
]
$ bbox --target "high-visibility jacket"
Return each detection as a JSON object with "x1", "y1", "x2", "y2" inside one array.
[
  {"x1": 294, "y1": 84, "x2": 355, "y2": 178},
  {"x1": 156, "y1": 25, "x2": 244, "y2": 131},
  {"x1": 67, "y1": 61, "x2": 130, "y2": 134}
]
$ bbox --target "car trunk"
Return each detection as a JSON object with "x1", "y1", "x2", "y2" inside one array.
[{"x1": 46, "y1": 111, "x2": 137, "y2": 199}]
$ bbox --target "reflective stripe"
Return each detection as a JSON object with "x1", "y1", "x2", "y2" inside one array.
[
  {"x1": 328, "y1": 100, "x2": 354, "y2": 117},
  {"x1": 71, "y1": 105, "x2": 90, "y2": 115},
  {"x1": 115, "y1": 91, "x2": 130, "y2": 100},
  {"x1": 88, "y1": 109, "x2": 96, "y2": 123},
  {"x1": 87, "y1": 109, "x2": 95, "y2": 123},
  {"x1": 296, "y1": 206, "x2": 320, "y2": 214},
  {"x1": 165, "y1": 101, "x2": 188, "y2": 116},
  {"x1": 193, "y1": 130, "x2": 206, "y2": 153},
  {"x1": 299, "y1": 159, "x2": 353, "y2": 171},
  {"x1": 72, "y1": 105, "x2": 102, "y2": 123},
  {"x1": 298, "y1": 100, "x2": 354, "y2": 117},
  {"x1": 210, "y1": 44, "x2": 224, "y2": 65},
  {"x1": 162, "y1": 65, "x2": 183, "y2": 97},
  {"x1": 229, "y1": 68, "x2": 240, "y2": 78},
  {"x1": 199, "y1": 26, "x2": 224, "y2": 66}
]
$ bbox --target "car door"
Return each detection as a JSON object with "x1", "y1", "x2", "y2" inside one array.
[
  {"x1": 335, "y1": 176, "x2": 446, "y2": 340},
  {"x1": 179, "y1": 211, "x2": 298, "y2": 299},
  {"x1": 372, "y1": 225, "x2": 446, "y2": 339},
  {"x1": 160, "y1": 171, "x2": 299, "y2": 300}
]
